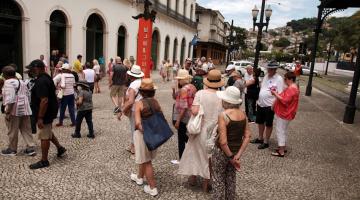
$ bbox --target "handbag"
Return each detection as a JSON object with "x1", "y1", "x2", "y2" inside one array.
[
  {"x1": 142, "y1": 98, "x2": 173, "y2": 151},
  {"x1": 57, "y1": 89, "x2": 64, "y2": 99},
  {"x1": 186, "y1": 105, "x2": 204, "y2": 135}
]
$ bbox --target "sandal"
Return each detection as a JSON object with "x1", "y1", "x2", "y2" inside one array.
[
  {"x1": 271, "y1": 150, "x2": 285, "y2": 157},
  {"x1": 274, "y1": 147, "x2": 288, "y2": 153}
]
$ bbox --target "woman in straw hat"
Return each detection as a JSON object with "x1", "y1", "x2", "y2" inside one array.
[
  {"x1": 212, "y1": 86, "x2": 251, "y2": 199},
  {"x1": 178, "y1": 69, "x2": 224, "y2": 192},
  {"x1": 172, "y1": 69, "x2": 197, "y2": 163},
  {"x1": 119, "y1": 65, "x2": 144, "y2": 154},
  {"x1": 131, "y1": 78, "x2": 160, "y2": 197}
]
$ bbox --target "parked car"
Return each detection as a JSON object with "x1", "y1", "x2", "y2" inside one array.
[
  {"x1": 229, "y1": 60, "x2": 266, "y2": 77},
  {"x1": 287, "y1": 65, "x2": 319, "y2": 76}
]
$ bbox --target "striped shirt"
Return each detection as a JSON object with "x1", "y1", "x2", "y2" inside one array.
[
  {"x1": 2, "y1": 79, "x2": 32, "y2": 116},
  {"x1": 60, "y1": 73, "x2": 75, "y2": 96}
]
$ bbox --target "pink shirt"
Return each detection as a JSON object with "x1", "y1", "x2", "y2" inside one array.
[{"x1": 273, "y1": 85, "x2": 300, "y2": 120}]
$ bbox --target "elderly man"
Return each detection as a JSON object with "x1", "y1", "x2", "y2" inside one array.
[
  {"x1": 109, "y1": 56, "x2": 128, "y2": 114},
  {"x1": 1, "y1": 66, "x2": 36, "y2": 156},
  {"x1": 244, "y1": 65, "x2": 258, "y2": 122},
  {"x1": 251, "y1": 61, "x2": 284, "y2": 149}
]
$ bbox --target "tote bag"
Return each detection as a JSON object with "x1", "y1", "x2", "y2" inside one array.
[
  {"x1": 186, "y1": 105, "x2": 204, "y2": 135},
  {"x1": 142, "y1": 99, "x2": 173, "y2": 151}
]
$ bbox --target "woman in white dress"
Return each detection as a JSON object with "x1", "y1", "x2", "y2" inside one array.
[{"x1": 178, "y1": 69, "x2": 225, "y2": 192}]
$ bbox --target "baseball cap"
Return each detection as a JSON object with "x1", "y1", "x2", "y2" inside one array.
[{"x1": 26, "y1": 59, "x2": 45, "y2": 69}]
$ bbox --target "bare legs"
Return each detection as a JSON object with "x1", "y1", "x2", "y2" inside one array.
[
  {"x1": 41, "y1": 135, "x2": 61, "y2": 161},
  {"x1": 138, "y1": 161, "x2": 156, "y2": 189}
]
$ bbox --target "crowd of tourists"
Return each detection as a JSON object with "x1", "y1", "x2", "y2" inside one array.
[{"x1": 0, "y1": 53, "x2": 300, "y2": 198}]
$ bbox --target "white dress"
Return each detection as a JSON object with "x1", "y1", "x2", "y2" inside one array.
[{"x1": 178, "y1": 90, "x2": 223, "y2": 179}]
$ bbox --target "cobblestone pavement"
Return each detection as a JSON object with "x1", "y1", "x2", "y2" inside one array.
[{"x1": 0, "y1": 72, "x2": 360, "y2": 200}]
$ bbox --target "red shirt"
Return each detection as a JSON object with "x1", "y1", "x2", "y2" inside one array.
[
  {"x1": 294, "y1": 64, "x2": 302, "y2": 76},
  {"x1": 273, "y1": 85, "x2": 300, "y2": 120}
]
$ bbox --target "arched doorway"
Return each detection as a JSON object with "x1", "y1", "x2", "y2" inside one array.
[
  {"x1": 151, "y1": 30, "x2": 159, "y2": 70},
  {"x1": 173, "y1": 38, "x2": 178, "y2": 63},
  {"x1": 180, "y1": 38, "x2": 186, "y2": 65},
  {"x1": 117, "y1": 26, "x2": 126, "y2": 59},
  {"x1": 86, "y1": 13, "x2": 104, "y2": 62},
  {"x1": 164, "y1": 36, "x2": 170, "y2": 60},
  {"x1": 50, "y1": 10, "x2": 67, "y2": 57},
  {"x1": 0, "y1": 0, "x2": 23, "y2": 74}
]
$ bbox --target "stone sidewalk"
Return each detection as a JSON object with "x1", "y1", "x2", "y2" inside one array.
[{"x1": 0, "y1": 72, "x2": 359, "y2": 200}]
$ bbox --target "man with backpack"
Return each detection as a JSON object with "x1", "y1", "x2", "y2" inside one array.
[
  {"x1": 1, "y1": 66, "x2": 36, "y2": 156},
  {"x1": 26, "y1": 60, "x2": 67, "y2": 169}
]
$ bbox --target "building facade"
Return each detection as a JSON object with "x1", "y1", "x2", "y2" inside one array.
[
  {"x1": 0, "y1": 0, "x2": 197, "y2": 74},
  {"x1": 194, "y1": 4, "x2": 228, "y2": 65}
]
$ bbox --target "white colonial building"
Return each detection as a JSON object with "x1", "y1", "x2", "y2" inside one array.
[{"x1": 0, "y1": 0, "x2": 197, "y2": 74}]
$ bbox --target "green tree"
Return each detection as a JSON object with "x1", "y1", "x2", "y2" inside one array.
[
  {"x1": 233, "y1": 26, "x2": 248, "y2": 50},
  {"x1": 273, "y1": 37, "x2": 291, "y2": 48}
]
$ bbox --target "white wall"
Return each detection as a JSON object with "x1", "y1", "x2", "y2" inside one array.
[{"x1": 15, "y1": 0, "x2": 196, "y2": 69}]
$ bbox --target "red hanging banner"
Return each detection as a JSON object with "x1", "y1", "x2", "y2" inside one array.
[{"x1": 137, "y1": 18, "x2": 153, "y2": 78}]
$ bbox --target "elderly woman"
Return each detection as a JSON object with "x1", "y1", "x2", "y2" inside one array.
[
  {"x1": 118, "y1": 65, "x2": 144, "y2": 154},
  {"x1": 173, "y1": 69, "x2": 197, "y2": 163},
  {"x1": 271, "y1": 72, "x2": 300, "y2": 157},
  {"x1": 212, "y1": 86, "x2": 251, "y2": 200},
  {"x1": 131, "y1": 78, "x2": 160, "y2": 197},
  {"x1": 179, "y1": 69, "x2": 224, "y2": 192}
]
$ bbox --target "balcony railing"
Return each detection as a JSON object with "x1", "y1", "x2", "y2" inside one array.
[{"x1": 137, "y1": 0, "x2": 197, "y2": 29}]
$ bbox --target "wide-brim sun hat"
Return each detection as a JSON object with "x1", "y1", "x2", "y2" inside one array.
[
  {"x1": 266, "y1": 61, "x2": 279, "y2": 69},
  {"x1": 61, "y1": 63, "x2": 71, "y2": 70},
  {"x1": 76, "y1": 81, "x2": 90, "y2": 89},
  {"x1": 216, "y1": 86, "x2": 242, "y2": 105},
  {"x1": 226, "y1": 64, "x2": 235, "y2": 71},
  {"x1": 175, "y1": 69, "x2": 192, "y2": 80},
  {"x1": 139, "y1": 78, "x2": 157, "y2": 91},
  {"x1": 127, "y1": 65, "x2": 144, "y2": 78},
  {"x1": 203, "y1": 69, "x2": 225, "y2": 88}
]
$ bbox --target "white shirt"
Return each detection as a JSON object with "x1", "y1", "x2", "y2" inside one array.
[
  {"x1": 53, "y1": 74, "x2": 62, "y2": 86},
  {"x1": 93, "y1": 65, "x2": 101, "y2": 75},
  {"x1": 257, "y1": 73, "x2": 284, "y2": 107},
  {"x1": 244, "y1": 72, "x2": 254, "y2": 94},
  {"x1": 126, "y1": 79, "x2": 143, "y2": 111},
  {"x1": 202, "y1": 63, "x2": 209, "y2": 72},
  {"x1": 42, "y1": 60, "x2": 48, "y2": 67},
  {"x1": 83, "y1": 69, "x2": 95, "y2": 83},
  {"x1": 60, "y1": 73, "x2": 75, "y2": 96}
]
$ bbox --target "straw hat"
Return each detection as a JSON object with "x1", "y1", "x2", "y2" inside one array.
[
  {"x1": 175, "y1": 69, "x2": 192, "y2": 80},
  {"x1": 127, "y1": 65, "x2": 144, "y2": 78},
  {"x1": 61, "y1": 63, "x2": 71, "y2": 70},
  {"x1": 203, "y1": 69, "x2": 224, "y2": 88},
  {"x1": 139, "y1": 78, "x2": 157, "y2": 91},
  {"x1": 216, "y1": 86, "x2": 242, "y2": 105}
]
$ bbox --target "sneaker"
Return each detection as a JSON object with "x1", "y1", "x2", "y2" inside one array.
[
  {"x1": 24, "y1": 148, "x2": 36, "y2": 156},
  {"x1": 250, "y1": 138, "x2": 264, "y2": 144},
  {"x1": 29, "y1": 160, "x2": 49, "y2": 170},
  {"x1": 57, "y1": 146, "x2": 67, "y2": 157},
  {"x1": 87, "y1": 134, "x2": 95, "y2": 139},
  {"x1": 71, "y1": 134, "x2": 81, "y2": 138},
  {"x1": 1, "y1": 148, "x2": 17, "y2": 156},
  {"x1": 130, "y1": 173, "x2": 144, "y2": 185},
  {"x1": 258, "y1": 143, "x2": 269, "y2": 149},
  {"x1": 144, "y1": 185, "x2": 158, "y2": 196}
]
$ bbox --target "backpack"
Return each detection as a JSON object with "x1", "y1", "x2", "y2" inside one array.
[{"x1": 191, "y1": 75, "x2": 203, "y2": 91}]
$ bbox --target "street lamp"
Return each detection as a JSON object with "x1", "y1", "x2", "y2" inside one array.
[
  {"x1": 252, "y1": 0, "x2": 273, "y2": 69},
  {"x1": 226, "y1": 20, "x2": 235, "y2": 67}
]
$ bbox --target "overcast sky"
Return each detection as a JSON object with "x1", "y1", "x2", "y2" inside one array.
[{"x1": 197, "y1": 0, "x2": 359, "y2": 30}]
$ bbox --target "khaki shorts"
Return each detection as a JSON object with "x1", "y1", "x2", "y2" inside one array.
[
  {"x1": 38, "y1": 124, "x2": 54, "y2": 140},
  {"x1": 110, "y1": 85, "x2": 126, "y2": 97}
]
